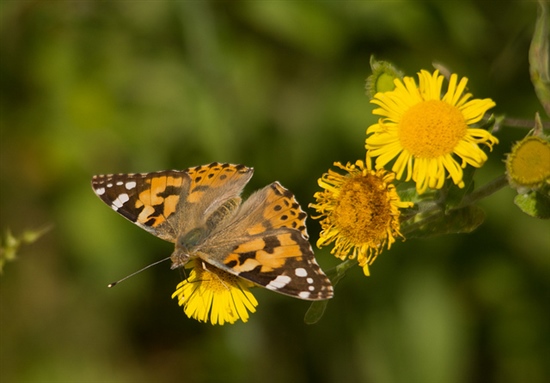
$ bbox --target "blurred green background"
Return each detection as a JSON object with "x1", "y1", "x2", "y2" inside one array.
[{"x1": 1, "y1": 1, "x2": 549, "y2": 382}]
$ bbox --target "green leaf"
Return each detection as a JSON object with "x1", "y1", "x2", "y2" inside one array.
[
  {"x1": 396, "y1": 183, "x2": 421, "y2": 205},
  {"x1": 0, "y1": 225, "x2": 52, "y2": 274},
  {"x1": 304, "y1": 300, "x2": 329, "y2": 325},
  {"x1": 445, "y1": 166, "x2": 477, "y2": 209},
  {"x1": 304, "y1": 259, "x2": 356, "y2": 324},
  {"x1": 514, "y1": 190, "x2": 550, "y2": 219},
  {"x1": 406, "y1": 205, "x2": 486, "y2": 239},
  {"x1": 530, "y1": 0, "x2": 550, "y2": 117},
  {"x1": 478, "y1": 113, "x2": 497, "y2": 133}
]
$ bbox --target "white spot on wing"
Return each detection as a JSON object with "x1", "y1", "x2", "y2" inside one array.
[
  {"x1": 306, "y1": 277, "x2": 314, "y2": 284},
  {"x1": 95, "y1": 187, "x2": 105, "y2": 196},
  {"x1": 266, "y1": 275, "x2": 292, "y2": 290},
  {"x1": 112, "y1": 193, "x2": 130, "y2": 210},
  {"x1": 295, "y1": 268, "x2": 308, "y2": 277},
  {"x1": 299, "y1": 291, "x2": 311, "y2": 299},
  {"x1": 125, "y1": 181, "x2": 137, "y2": 190}
]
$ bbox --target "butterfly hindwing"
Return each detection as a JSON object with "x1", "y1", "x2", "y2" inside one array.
[
  {"x1": 224, "y1": 228, "x2": 333, "y2": 300},
  {"x1": 206, "y1": 182, "x2": 333, "y2": 300}
]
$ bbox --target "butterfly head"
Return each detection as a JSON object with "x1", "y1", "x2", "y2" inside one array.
[{"x1": 170, "y1": 246, "x2": 191, "y2": 270}]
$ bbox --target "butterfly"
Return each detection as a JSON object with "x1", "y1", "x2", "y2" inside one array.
[{"x1": 91, "y1": 162, "x2": 333, "y2": 300}]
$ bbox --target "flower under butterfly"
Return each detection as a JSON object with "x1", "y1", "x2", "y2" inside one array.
[
  {"x1": 309, "y1": 160, "x2": 413, "y2": 276},
  {"x1": 366, "y1": 70, "x2": 498, "y2": 194},
  {"x1": 172, "y1": 260, "x2": 258, "y2": 325}
]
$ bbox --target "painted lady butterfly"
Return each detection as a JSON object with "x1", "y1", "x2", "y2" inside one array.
[{"x1": 91, "y1": 162, "x2": 333, "y2": 300}]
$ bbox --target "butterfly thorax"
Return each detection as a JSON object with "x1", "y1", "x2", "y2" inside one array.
[{"x1": 170, "y1": 197, "x2": 241, "y2": 269}]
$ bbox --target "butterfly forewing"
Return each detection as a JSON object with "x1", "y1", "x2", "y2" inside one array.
[
  {"x1": 91, "y1": 170, "x2": 189, "y2": 241},
  {"x1": 184, "y1": 163, "x2": 253, "y2": 214}
]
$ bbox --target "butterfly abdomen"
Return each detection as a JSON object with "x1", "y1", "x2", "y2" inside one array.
[{"x1": 205, "y1": 197, "x2": 241, "y2": 231}]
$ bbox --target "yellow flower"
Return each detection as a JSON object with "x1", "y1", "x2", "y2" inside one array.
[
  {"x1": 366, "y1": 70, "x2": 498, "y2": 194},
  {"x1": 309, "y1": 160, "x2": 413, "y2": 276},
  {"x1": 505, "y1": 135, "x2": 550, "y2": 190},
  {"x1": 172, "y1": 260, "x2": 258, "y2": 325}
]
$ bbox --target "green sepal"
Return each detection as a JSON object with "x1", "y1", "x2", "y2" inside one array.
[
  {"x1": 514, "y1": 189, "x2": 550, "y2": 219},
  {"x1": 365, "y1": 56, "x2": 404, "y2": 99}
]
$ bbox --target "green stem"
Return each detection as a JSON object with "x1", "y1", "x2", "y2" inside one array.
[
  {"x1": 327, "y1": 258, "x2": 357, "y2": 285},
  {"x1": 401, "y1": 174, "x2": 509, "y2": 235},
  {"x1": 335, "y1": 258, "x2": 356, "y2": 275},
  {"x1": 456, "y1": 174, "x2": 508, "y2": 209},
  {"x1": 501, "y1": 117, "x2": 550, "y2": 129}
]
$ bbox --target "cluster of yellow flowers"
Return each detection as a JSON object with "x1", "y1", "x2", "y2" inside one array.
[{"x1": 310, "y1": 67, "x2": 499, "y2": 276}]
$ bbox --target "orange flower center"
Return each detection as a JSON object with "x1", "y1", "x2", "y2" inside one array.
[
  {"x1": 399, "y1": 100, "x2": 467, "y2": 158},
  {"x1": 333, "y1": 173, "x2": 391, "y2": 245}
]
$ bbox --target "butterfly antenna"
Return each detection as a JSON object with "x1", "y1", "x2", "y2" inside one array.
[{"x1": 108, "y1": 257, "x2": 171, "y2": 288}]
